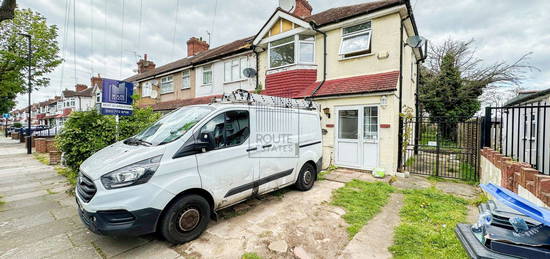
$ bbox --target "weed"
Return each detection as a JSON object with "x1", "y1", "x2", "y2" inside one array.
[
  {"x1": 32, "y1": 153, "x2": 49, "y2": 165},
  {"x1": 470, "y1": 192, "x2": 489, "y2": 207},
  {"x1": 46, "y1": 189, "x2": 57, "y2": 195},
  {"x1": 389, "y1": 188, "x2": 468, "y2": 259},
  {"x1": 242, "y1": 252, "x2": 262, "y2": 259},
  {"x1": 318, "y1": 164, "x2": 338, "y2": 180},
  {"x1": 331, "y1": 180, "x2": 394, "y2": 238}
]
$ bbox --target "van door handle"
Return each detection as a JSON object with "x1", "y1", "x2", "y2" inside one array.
[
  {"x1": 246, "y1": 147, "x2": 258, "y2": 152},
  {"x1": 262, "y1": 144, "x2": 272, "y2": 148}
]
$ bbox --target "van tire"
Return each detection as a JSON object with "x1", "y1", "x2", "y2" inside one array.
[
  {"x1": 295, "y1": 163, "x2": 316, "y2": 191},
  {"x1": 159, "y1": 194, "x2": 211, "y2": 244}
]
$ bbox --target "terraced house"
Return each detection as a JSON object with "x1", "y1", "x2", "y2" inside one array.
[{"x1": 127, "y1": 0, "x2": 422, "y2": 174}]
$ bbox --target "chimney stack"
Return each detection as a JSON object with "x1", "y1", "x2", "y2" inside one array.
[
  {"x1": 91, "y1": 74, "x2": 103, "y2": 89},
  {"x1": 75, "y1": 84, "x2": 88, "y2": 92},
  {"x1": 187, "y1": 37, "x2": 210, "y2": 57},
  {"x1": 293, "y1": 0, "x2": 312, "y2": 18},
  {"x1": 137, "y1": 54, "x2": 156, "y2": 74}
]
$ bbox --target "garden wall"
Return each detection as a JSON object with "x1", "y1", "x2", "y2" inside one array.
[{"x1": 480, "y1": 147, "x2": 549, "y2": 207}]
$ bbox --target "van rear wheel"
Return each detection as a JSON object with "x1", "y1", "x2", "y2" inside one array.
[
  {"x1": 295, "y1": 163, "x2": 316, "y2": 191},
  {"x1": 159, "y1": 194, "x2": 210, "y2": 244}
]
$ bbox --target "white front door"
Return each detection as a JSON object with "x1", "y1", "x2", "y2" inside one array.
[{"x1": 335, "y1": 106, "x2": 379, "y2": 170}]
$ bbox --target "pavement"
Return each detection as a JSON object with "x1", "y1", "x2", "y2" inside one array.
[{"x1": 0, "y1": 136, "x2": 181, "y2": 259}]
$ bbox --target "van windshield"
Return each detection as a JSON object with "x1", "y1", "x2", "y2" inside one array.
[{"x1": 130, "y1": 106, "x2": 214, "y2": 146}]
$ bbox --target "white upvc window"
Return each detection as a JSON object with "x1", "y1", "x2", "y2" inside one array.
[
  {"x1": 96, "y1": 91, "x2": 101, "y2": 102},
  {"x1": 142, "y1": 83, "x2": 152, "y2": 97},
  {"x1": 299, "y1": 35, "x2": 315, "y2": 63},
  {"x1": 339, "y1": 21, "x2": 372, "y2": 58},
  {"x1": 160, "y1": 76, "x2": 174, "y2": 94},
  {"x1": 182, "y1": 70, "x2": 191, "y2": 89},
  {"x1": 202, "y1": 65, "x2": 213, "y2": 85},
  {"x1": 268, "y1": 34, "x2": 315, "y2": 69},
  {"x1": 224, "y1": 57, "x2": 248, "y2": 83}
]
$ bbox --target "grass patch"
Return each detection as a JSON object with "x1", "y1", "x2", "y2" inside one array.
[
  {"x1": 427, "y1": 175, "x2": 478, "y2": 186},
  {"x1": 318, "y1": 164, "x2": 338, "y2": 180},
  {"x1": 389, "y1": 188, "x2": 469, "y2": 259},
  {"x1": 46, "y1": 188, "x2": 57, "y2": 195},
  {"x1": 331, "y1": 180, "x2": 394, "y2": 238},
  {"x1": 241, "y1": 252, "x2": 262, "y2": 259},
  {"x1": 32, "y1": 152, "x2": 49, "y2": 165}
]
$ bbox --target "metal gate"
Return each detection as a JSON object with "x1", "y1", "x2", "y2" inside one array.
[{"x1": 402, "y1": 117, "x2": 481, "y2": 181}]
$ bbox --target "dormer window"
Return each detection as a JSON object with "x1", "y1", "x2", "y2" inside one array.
[
  {"x1": 268, "y1": 35, "x2": 315, "y2": 69},
  {"x1": 339, "y1": 21, "x2": 372, "y2": 58}
]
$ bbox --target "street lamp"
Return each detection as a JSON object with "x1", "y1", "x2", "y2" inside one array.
[{"x1": 19, "y1": 33, "x2": 32, "y2": 155}]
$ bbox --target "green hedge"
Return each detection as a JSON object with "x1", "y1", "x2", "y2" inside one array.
[{"x1": 56, "y1": 107, "x2": 161, "y2": 172}]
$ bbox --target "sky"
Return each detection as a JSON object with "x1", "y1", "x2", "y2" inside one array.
[{"x1": 13, "y1": 0, "x2": 550, "y2": 108}]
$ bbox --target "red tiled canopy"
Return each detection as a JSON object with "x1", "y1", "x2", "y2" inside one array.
[{"x1": 297, "y1": 70, "x2": 399, "y2": 98}]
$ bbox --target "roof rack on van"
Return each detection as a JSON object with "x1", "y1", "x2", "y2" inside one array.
[{"x1": 212, "y1": 89, "x2": 318, "y2": 110}]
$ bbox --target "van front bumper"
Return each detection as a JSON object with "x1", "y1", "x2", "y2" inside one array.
[{"x1": 77, "y1": 197, "x2": 161, "y2": 236}]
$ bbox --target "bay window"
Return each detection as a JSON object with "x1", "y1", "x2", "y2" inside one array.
[
  {"x1": 182, "y1": 70, "x2": 190, "y2": 89},
  {"x1": 160, "y1": 76, "x2": 174, "y2": 94},
  {"x1": 224, "y1": 57, "x2": 248, "y2": 83},
  {"x1": 202, "y1": 65, "x2": 212, "y2": 85},
  {"x1": 269, "y1": 35, "x2": 315, "y2": 69},
  {"x1": 339, "y1": 21, "x2": 372, "y2": 58}
]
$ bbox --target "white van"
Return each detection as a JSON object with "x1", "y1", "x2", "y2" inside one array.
[{"x1": 76, "y1": 93, "x2": 322, "y2": 244}]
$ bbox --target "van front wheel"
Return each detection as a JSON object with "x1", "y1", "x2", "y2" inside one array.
[
  {"x1": 159, "y1": 194, "x2": 210, "y2": 244},
  {"x1": 295, "y1": 163, "x2": 316, "y2": 191}
]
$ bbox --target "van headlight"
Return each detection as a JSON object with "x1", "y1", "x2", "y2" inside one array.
[{"x1": 101, "y1": 155, "x2": 162, "y2": 189}]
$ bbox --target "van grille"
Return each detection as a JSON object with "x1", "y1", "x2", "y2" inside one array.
[{"x1": 77, "y1": 173, "x2": 96, "y2": 203}]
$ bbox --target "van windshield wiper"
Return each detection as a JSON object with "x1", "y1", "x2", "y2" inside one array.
[{"x1": 124, "y1": 137, "x2": 152, "y2": 146}]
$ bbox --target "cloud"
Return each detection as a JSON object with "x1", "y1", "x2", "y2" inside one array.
[{"x1": 14, "y1": 0, "x2": 550, "y2": 108}]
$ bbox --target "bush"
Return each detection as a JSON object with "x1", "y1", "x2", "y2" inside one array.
[
  {"x1": 13, "y1": 122, "x2": 22, "y2": 128},
  {"x1": 56, "y1": 107, "x2": 160, "y2": 172}
]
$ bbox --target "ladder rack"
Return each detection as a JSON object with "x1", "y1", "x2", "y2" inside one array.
[{"x1": 212, "y1": 89, "x2": 318, "y2": 110}]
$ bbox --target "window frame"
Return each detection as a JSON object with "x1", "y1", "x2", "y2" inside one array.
[
  {"x1": 339, "y1": 21, "x2": 372, "y2": 57},
  {"x1": 224, "y1": 57, "x2": 248, "y2": 83},
  {"x1": 181, "y1": 70, "x2": 191, "y2": 90},
  {"x1": 202, "y1": 65, "x2": 213, "y2": 86},
  {"x1": 268, "y1": 34, "x2": 315, "y2": 69},
  {"x1": 160, "y1": 76, "x2": 174, "y2": 94}
]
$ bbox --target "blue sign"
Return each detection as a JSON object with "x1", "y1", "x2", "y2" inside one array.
[
  {"x1": 100, "y1": 79, "x2": 134, "y2": 116},
  {"x1": 2, "y1": 113, "x2": 9, "y2": 119}
]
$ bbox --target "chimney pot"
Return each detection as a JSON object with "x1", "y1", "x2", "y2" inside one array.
[{"x1": 137, "y1": 54, "x2": 156, "y2": 74}]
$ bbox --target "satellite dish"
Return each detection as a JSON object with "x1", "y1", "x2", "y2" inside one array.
[
  {"x1": 279, "y1": 0, "x2": 295, "y2": 12},
  {"x1": 151, "y1": 79, "x2": 159, "y2": 85},
  {"x1": 406, "y1": 35, "x2": 426, "y2": 48},
  {"x1": 243, "y1": 68, "x2": 257, "y2": 78},
  {"x1": 150, "y1": 90, "x2": 158, "y2": 99}
]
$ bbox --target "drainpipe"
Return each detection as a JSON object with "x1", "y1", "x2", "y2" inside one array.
[
  {"x1": 253, "y1": 46, "x2": 260, "y2": 92},
  {"x1": 309, "y1": 21, "x2": 327, "y2": 98},
  {"x1": 397, "y1": 15, "x2": 410, "y2": 172}
]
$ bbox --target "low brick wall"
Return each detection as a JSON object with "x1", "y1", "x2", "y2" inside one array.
[
  {"x1": 11, "y1": 132, "x2": 19, "y2": 140},
  {"x1": 35, "y1": 138, "x2": 47, "y2": 153},
  {"x1": 49, "y1": 151, "x2": 62, "y2": 165},
  {"x1": 45, "y1": 139, "x2": 57, "y2": 152},
  {"x1": 481, "y1": 147, "x2": 550, "y2": 207}
]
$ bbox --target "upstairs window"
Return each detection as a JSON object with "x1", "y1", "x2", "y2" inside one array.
[
  {"x1": 182, "y1": 70, "x2": 191, "y2": 89},
  {"x1": 224, "y1": 57, "x2": 248, "y2": 83},
  {"x1": 142, "y1": 83, "x2": 152, "y2": 97},
  {"x1": 160, "y1": 76, "x2": 174, "y2": 94},
  {"x1": 269, "y1": 36, "x2": 295, "y2": 68},
  {"x1": 339, "y1": 21, "x2": 372, "y2": 58},
  {"x1": 269, "y1": 35, "x2": 315, "y2": 69},
  {"x1": 202, "y1": 65, "x2": 213, "y2": 85},
  {"x1": 96, "y1": 91, "x2": 101, "y2": 102}
]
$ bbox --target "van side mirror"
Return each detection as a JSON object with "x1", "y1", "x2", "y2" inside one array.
[{"x1": 195, "y1": 132, "x2": 215, "y2": 152}]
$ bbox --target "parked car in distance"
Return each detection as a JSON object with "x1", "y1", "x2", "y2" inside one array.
[{"x1": 76, "y1": 100, "x2": 322, "y2": 244}]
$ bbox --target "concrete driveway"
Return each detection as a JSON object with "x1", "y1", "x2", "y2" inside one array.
[{"x1": 0, "y1": 137, "x2": 348, "y2": 258}]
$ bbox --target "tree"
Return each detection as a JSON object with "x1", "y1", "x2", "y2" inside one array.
[
  {"x1": 0, "y1": 8, "x2": 62, "y2": 113},
  {"x1": 419, "y1": 39, "x2": 536, "y2": 140}
]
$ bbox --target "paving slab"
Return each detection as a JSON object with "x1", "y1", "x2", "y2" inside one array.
[
  {"x1": 113, "y1": 241, "x2": 180, "y2": 259},
  {"x1": 0, "y1": 233, "x2": 73, "y2": 258},
  {"x1": 45, "y1": 245, "x2": 101, "y2": 259},
  {"x1": 92, "y1": 236, "x2": 151, "y2": 257}
]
